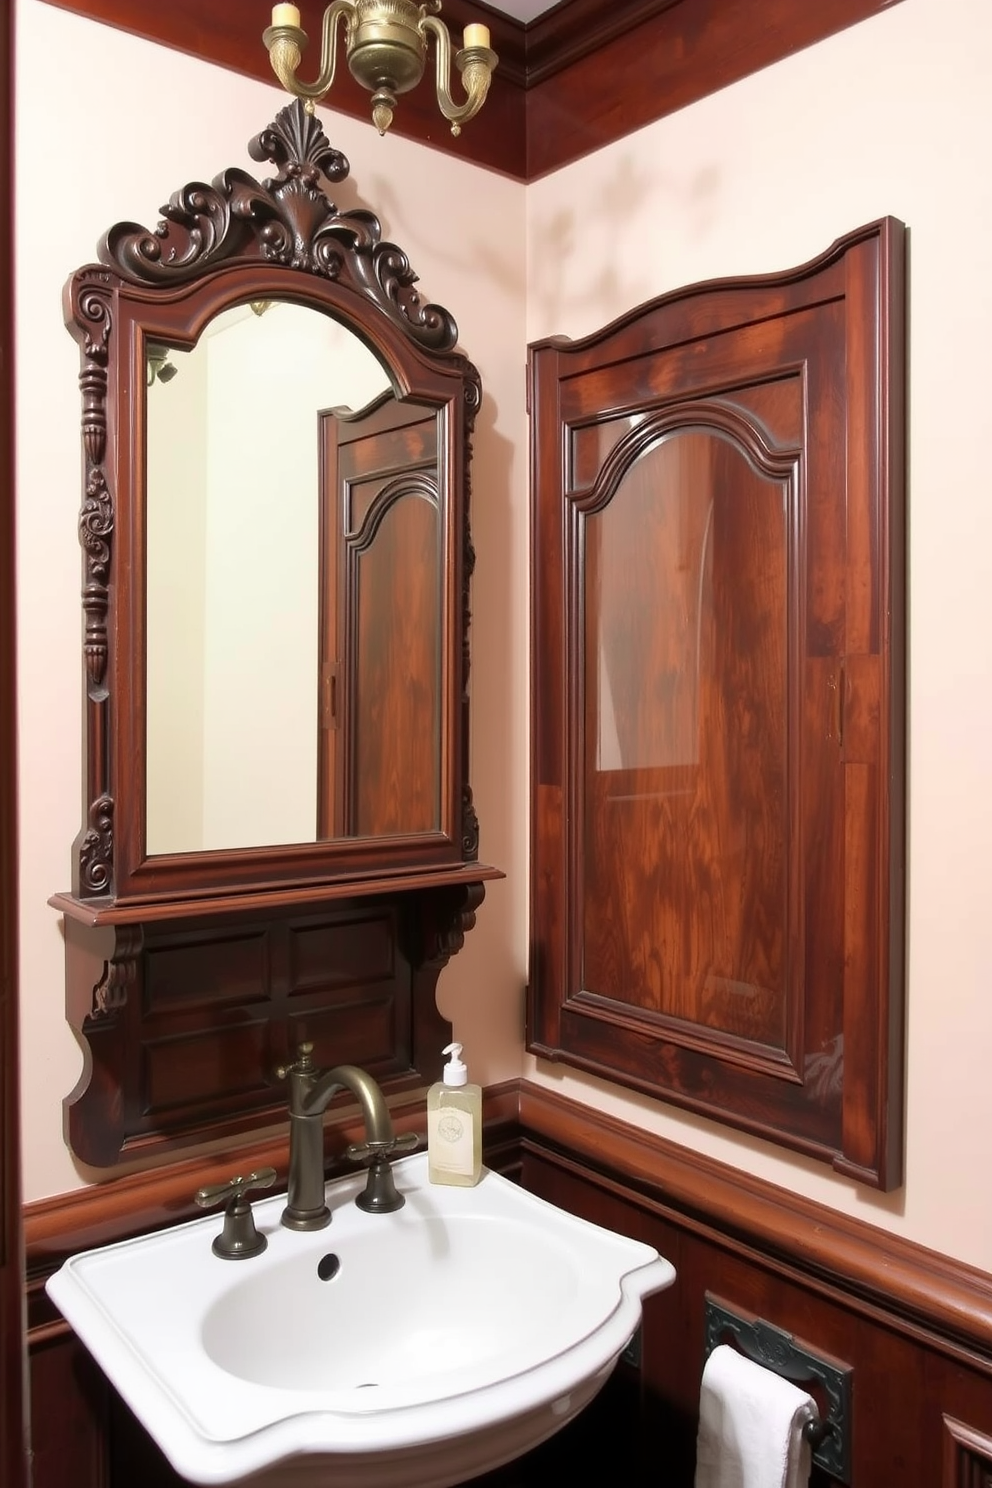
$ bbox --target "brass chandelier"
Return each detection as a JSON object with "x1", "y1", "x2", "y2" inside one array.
[{"x1": 264, "y1": 1, "x2": 498, "y2": 137}]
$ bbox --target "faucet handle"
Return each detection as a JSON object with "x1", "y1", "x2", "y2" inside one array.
[
  {"x1": 345, "y1": 1131, "x2": 421, "y2": 1163},
  {"x1": 344, "y1": 1133, "x2": 420, "y2": 1215},
  {"x1": 275, "y1": 1041, "x2": 317, "y2": 1080},
  {"x1": 194, "y1": 1167, "x2": 277, "y2": 1260}
]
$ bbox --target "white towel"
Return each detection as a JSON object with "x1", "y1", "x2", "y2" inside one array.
[{"x1": 693, "y1": 1343, "x2": 815, "y2": 1488}]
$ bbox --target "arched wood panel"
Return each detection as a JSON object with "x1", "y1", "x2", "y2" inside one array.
[{"x1": 528, "y1": 220, "x2": 906, "y2": 1188}]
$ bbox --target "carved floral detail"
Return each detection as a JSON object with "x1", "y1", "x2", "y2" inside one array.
[
  {"x1": 99, "y1": 100, "x2": 457, "y2": 352},
  {"x1": 79, "y1": 466, "x2": 113, "y2": 582},
  {"x1": 78, "y1": 467, "x2": 113, "y2": 687},
  {"x1": 461, "y1": 786, "x2": 480, "y2": 859},
  {"x1": 78, "y1": 793, "x2": 114, "y2": 896}
]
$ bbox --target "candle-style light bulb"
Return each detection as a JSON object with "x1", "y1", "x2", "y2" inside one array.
[
  {"x1": 272, "y1": 3, "x2": 302, "y2": 26},
  {"x1": 462, "y1": 23, "x2": 490, "y2": 49}
]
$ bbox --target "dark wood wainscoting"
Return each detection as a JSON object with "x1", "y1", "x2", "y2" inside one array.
[{"x1": 24, "y1": 1081, "x2": 992, "y2": 1487}]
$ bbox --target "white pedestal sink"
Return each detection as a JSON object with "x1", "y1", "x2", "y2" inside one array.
[{"x1": 47, "y1": 1152, "x2": 675, "y2": 1487}]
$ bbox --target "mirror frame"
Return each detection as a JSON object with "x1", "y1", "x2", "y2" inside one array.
[{"x1": 63, "y1": 100, "x2": 481, "y2": 906}]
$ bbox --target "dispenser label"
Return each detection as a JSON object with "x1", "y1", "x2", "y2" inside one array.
[{"x1": 428, "y1": 1107, "x2": 474, "y2": 1175}]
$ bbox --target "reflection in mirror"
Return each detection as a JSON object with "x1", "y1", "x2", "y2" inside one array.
[{"x1": 145, "y1": 300, "x2": 441, "y2": 854}]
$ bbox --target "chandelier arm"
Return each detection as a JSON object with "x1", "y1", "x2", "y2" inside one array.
[
  {"x1": 421, "y1": 15, "x2": 497, "y2": 133},
  {"x1": 266, "y1": 2, "x2": 356, "y2": 107}
]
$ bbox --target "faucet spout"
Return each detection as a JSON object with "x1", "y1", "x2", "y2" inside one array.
[
  {"x1": 279, "y1": 1044, "x2": 407, "y2": 1231},
  {"x1": 303, "y1": 1064, "x2": 395, "y2": 1146}
]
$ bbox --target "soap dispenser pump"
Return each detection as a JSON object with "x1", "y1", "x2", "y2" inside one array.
[{"x1": 427, "y1": 1042, "x2": 482, "y2": 1187}]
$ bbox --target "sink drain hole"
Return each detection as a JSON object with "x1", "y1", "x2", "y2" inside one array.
[
  {"x1": 317, "y1": 1253, "x2": 340, "y2": 1281},
  {"x1": 356, "y1": 1382, "x2": 379, "y2": 1389}
]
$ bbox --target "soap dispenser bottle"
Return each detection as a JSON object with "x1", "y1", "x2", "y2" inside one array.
[{"x1": 427, "y1": 1042, "x2": 482, "y2": 1186}]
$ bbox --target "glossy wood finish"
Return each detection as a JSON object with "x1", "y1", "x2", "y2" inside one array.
[
  {"x1": 529, "y1": 221, "x2": 906, "y2": 1187},
  {"x1": 54, "y1": 98, "x2": 498, "y2": 1165},
  {"x1": 523, "y1": 0, "x2": 904, "y2": 178},
  {"x1": 65, "y1": 103, "x2": 479, "y2": 905},
  {"x1": 519, "y1": 1141, "x2": 992, "y2": 1487},
  {"x1": 40, "y1": 0, "x2": 903, "y2": 180},
  {"x1": 60, "y1": 884, "x2": 482, "y2": 1166},
  {"x1": 323, "y1": 396, "x2": 441, "y2": 837},
  {"x1": 25, "y1": 1081, "x2": 992, "y2": 1488},
  {"x1": 517, "y1": 1083, "x2": 992, "y2": 1360},
  {"x1": 1, "y1": 2, "x2": 28, "y2": 1481}
]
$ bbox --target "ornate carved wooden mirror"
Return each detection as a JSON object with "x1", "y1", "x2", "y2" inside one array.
[
  {"x1": 52, "y1": 102, "x2": 498, "y2": 1166},
  {"x1": 64, "y1": 100, "x2": 480, "y2": 903}
]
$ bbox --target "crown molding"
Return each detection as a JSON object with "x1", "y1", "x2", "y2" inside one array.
[{"x1": 41, "y1": 0, "x2": 903, "y2": 179}]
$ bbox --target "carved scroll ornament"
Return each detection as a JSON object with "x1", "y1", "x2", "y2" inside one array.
[{"x1": 99, "y1": 99, "x2": 458, "y2": 353}]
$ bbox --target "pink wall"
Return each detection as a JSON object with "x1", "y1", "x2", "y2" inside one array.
[
  {"x1": 16, "y1": 0, "x2": 992, "y2": 1274},
  {"x1": 14, "y1": 0, "x2": 527, "y2": 1200},
  {"x1": 525, "y1": 0, "x2": 992, "y2": 1268}
]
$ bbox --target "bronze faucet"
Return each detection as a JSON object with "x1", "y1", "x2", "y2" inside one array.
[{"x1": 277, "y1": 1042, "x2": 418, "y2": 1231}]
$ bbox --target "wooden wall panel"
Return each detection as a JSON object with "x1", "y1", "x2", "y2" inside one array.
[
  {"x1": 516, "y1": 1129, "x2": 992, "y2": 1486},
  {"x1": 943, "y1": 1417, "x2": 992, "y2": 1488},
  {"x1": 529, "y1": 221, "x2": 906, "y2": 1187}
]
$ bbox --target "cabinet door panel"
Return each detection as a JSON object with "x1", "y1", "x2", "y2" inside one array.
[{"x1": 529, "y1": 220, "x2": 906, "y2": 1187}]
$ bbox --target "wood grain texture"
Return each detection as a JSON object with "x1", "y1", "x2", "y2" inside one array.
[
  {"x1": 60, "y1": 886, "x2": 488, "y2": 1166},
  {"x1": 523, "y1": 0, "x2": 907, "y2": 179},
  {"x1": 331, "y1": 403, "x2": 441, "y2": 837},
  {"x1": 581, "y1": 429, "x2": 791, "y2": 1051},
  {"x1": 528, "y1": 220, "x2": 906, "y2": 1187}
]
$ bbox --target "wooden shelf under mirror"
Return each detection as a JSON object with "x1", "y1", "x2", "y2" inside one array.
[
  {"x1": 53, "y1": 100, "x2": 499, "y2": 1167},
  {"x1": 528, "y1": 218, "x2": 906, "y2": 1189}
]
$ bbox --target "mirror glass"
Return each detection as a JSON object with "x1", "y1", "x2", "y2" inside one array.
[{"x1": 145, "y1": 300, "x2": 442, "y2": 854}]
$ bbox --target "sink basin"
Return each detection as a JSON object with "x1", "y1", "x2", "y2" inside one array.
[{"x1": 47, "y1": 1152, "x2": 675, "y2": 1488}]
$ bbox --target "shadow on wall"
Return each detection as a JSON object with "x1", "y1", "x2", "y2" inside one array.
[
  {"x1": 365, "y1": 170, "x2": 527, "y2": 307},
  {"x1": 528, "y1": 152, "x2": 723, "y2": 337},
  {"x1": 436, "y1": 392, "x2": 524, "y2": 1081}
]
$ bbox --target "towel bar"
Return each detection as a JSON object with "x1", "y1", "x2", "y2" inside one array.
[{"x1": 703, "y1": 1293, "x2": 852, "y2": 1484}]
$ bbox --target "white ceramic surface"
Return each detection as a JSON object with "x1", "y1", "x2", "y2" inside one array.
[{"x1": 47, "y1": 1152, "x2": 676, "y2": 1487}]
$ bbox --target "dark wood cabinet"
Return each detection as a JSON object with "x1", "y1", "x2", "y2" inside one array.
[{"x1": 528, "y1": 220, "x2": 906, "y2": 1188}]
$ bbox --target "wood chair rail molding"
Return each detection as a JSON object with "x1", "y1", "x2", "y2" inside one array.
[
  {"x1": 24, "y1": 1078, "x2": 992, "y2": 1372},
  {"x1": 40, "y1": 0, "x2": 903, "y2": 180},
  {"x1": 516, "y1": 1082, "x2": 992, "y2": 1375}
]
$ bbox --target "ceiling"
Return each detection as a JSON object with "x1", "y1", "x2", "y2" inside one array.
[{"x1": 484, "y1": 0, "x2": 561, "y2": 23}]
